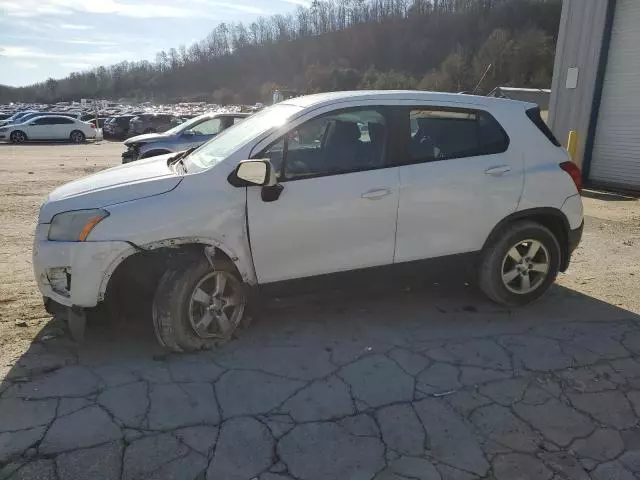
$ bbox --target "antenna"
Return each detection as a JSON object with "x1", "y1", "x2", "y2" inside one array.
[{"x1": 472, "y1": 63, "x2": 492, "y2": 94}]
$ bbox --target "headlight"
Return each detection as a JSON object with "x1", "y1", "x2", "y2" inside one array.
[
  {"x1": 0, "y1": 127, "x2": 8, "y2": 132},
  {"x1": 48, "y1": 209, "x2": 109, "y2": 241}
]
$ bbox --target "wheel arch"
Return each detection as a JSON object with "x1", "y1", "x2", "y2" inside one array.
[
  {"x1": 11, "y1": 129, "x2": 27, "y2": 141},
  {"x1": 98, "y1": 237, "x2": 256, "y2": 305},
  {"x1": 483, "y1": 208, "x2": 571, "y2": 272}
]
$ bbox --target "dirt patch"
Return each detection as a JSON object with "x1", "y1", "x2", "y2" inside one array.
[{"x1": 0, "y1": 142, "x2": 122, "y2": 365}]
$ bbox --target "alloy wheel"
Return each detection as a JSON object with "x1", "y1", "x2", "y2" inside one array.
[
  {"x1": 500, "y1": 239, "x2": 550, "y2": 294},
  {"x1": 188, "y1": 270, "x2": 245, "y2": 339}
]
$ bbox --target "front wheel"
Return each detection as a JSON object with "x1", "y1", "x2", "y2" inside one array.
[
  {"x1": 152, "y1": 257, "x2": 249, "y2": 352},
  {"x1": 70, "y1": 130, "x2": 85, "y2": 143},
  {"x1": 10, "y1": 130, "x2": 27, "y2": 144},
  {"x1": 479, "y1": 221, "x2": 561, "y2": 306}
]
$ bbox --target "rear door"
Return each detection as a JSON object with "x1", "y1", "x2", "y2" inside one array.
[
  {"x1": 49, "y1": 117, "x2": 75, "y2": 139},
  {"x1": 393, "y1": 105, "x2": 523, "y2": 263}
]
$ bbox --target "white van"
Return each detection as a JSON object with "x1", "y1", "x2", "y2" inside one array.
[{"x1": 33, "y1": 91, "x2": 583, "y2": 351}]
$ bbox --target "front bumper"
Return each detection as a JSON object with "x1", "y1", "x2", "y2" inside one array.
[{"x1": 33, "y1": 225, "x2": 131, "y2": 308}]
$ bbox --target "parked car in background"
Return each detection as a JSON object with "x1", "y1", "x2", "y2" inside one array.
[
  {"x1": 87, "y1": 117, "x2": 109, "y2": 128},
  {"x1": 122, "y1": 112, "x2": 249, "y2": 163},
  {"x1": 0, "y1": 113, "x2": 12, "y2": 121},
  {"x1": 34, "y1": 91, "x2": 583, "y2": 351},
  {"x1": 7, "y1": 112, "x2": 81, "y2": 125},
  {"x1": 0, "y1": 111, "x2": 38, "y2": 127},
  {"x1": 0, "y1": 115, "x2": 95, "y2": 143},
  {"x1": 103, "y1": 115, "x2": 135, "y2": 139},
  {"x1": 128, "y1": 114, "x2": 180, "y2": 136}
]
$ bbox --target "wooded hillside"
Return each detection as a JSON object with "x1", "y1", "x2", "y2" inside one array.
[{"x1": 0, "y1": 0, "x2": 562, "y2": 104}]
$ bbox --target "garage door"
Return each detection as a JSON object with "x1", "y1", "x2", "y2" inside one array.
[{"x1": 589, "y1": 0, "x2": 640, "y2": 191}]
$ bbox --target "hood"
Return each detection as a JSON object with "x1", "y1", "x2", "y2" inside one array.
[
  {"x1": 40, "y1": 153, "x2": 182, "y2": 223},
  {"x1": 124, "y1": 132, "x2": 169, "y2": 145}
]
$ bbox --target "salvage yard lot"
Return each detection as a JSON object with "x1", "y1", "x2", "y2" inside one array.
[{"x1": 1, "y1": 142, "x2": 640, "y2": 479}]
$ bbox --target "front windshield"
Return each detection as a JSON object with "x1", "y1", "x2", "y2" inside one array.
[
  {"x1": 184, "y1": 104, "x2": 301, "y2": 172},
  {"x1": 164, "y1": 115, "x2": 204, "y2": 135}
]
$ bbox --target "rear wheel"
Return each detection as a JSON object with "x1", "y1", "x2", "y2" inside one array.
[
  {"x1": 10, "y1": 130, "x2": 27, "y2": 144},
  {"x1": 479, "y1": 221, "x2": 561, "y2": 306},
  {"x1": 152, "y1": 257, "x2": 249, "y2": 352},
  {"x1": 69, "y1": 130, "x2": 85, "y2": 143}
]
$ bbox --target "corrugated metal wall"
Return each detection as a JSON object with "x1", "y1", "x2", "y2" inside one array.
[
  {"x1": 589, "y1": 0, "x2": 640, "y2": 190},
  {"x1": 548, "y1": 0, "x2": 609, "y2": 169}
]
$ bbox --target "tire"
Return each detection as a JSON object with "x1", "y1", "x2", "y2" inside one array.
[
  {"x1": 479, "y1": 221, "x2": 561, "y2": 306},
  {"x1": 10, "y1": 130, "x2": 27, "y2": 144},
  {"x1": 69, "y1": 130, "x2": 85, "y2": 143},
  {"x1": 152, "y1": 257, "x2": 249, "y2": 352}
]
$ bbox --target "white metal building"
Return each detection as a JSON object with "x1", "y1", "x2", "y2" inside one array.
[{"x1": 549, "y1": 0, "x2": 640, "y2": 192}]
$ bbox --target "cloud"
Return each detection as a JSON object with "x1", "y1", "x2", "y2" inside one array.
[
  {"x1": 61, "y1": 62, "x2": 93, "y2": 69},
  {"x1": 60, "y1": 23, "x2": 93, "y2": 30},
  {"x1": 14, "y1": 61, "x2": 38, "y2": 69},
  {"x1": 3, "y1": 34, "x2": 119, "y2": 46},
  {"x1": 1, "y1": 0, "x2": 268, "y2": 18},
  {"x1": 278, "y1": 0, "x2": 310, "y2": 5},
  {"x1": 0, "y1": 45, "x2": 136, "y2": 64}
]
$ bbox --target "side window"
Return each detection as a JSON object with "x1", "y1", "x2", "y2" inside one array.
[
  {"x1": 232, "y1": 117, "x2": 245, "y2": 125},
  {"x1": 259, "y1": 108, "x2": 387, "y2": 181},
  {"x1": 33, "y1": 117, "x2": 52, "y2": 125},
  {"x1": 191, "y1": 118, "x2": 222, "y2": 135},
  {"x1": 408, "y1": 108, "x2": 508, "y2": 163},
  {"x1": 52, "y1": 117, "x2": 74, "y2": 124}
]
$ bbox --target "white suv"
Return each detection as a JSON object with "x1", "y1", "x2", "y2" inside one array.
[{"x1": 33, "y1": 91, "x2": 583, "y2": 351}]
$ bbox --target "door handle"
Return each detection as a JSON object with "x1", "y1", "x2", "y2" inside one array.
[
  {"x1": 361, "y1": 188, "x2": 391, "y2": 200},
  {"x1": 484, "y1": 165, "x2": 511, "y2": 176}
]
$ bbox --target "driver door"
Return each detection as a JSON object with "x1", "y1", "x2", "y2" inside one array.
[
  {"x1": 245, "y1": 106, "x2": 400, "y2": 284},
  {"x1": 25, "y1": 117, "x2": 52, "y2": 139}
]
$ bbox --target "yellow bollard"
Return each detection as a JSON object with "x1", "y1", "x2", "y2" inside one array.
[{"x1": 567, "y1": 130, "x2": 578, "y2": 161}]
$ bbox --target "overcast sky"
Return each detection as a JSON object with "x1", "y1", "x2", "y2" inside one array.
[{"x1": 0, "y1": 0, "x2": 309, "y2": 87}]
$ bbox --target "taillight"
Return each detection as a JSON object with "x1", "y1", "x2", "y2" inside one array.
[{"x1": 560, "y1": 161, "x2": 583, "y2": 193}]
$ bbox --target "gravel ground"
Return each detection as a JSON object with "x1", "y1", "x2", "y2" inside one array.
[{"x1": 0, "y1": 142, "x2": 639, "y2": 480}]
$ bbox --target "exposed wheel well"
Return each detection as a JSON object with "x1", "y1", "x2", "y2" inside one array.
[
  {"x1": 483, "y1": 208, "x2": 570, "y2": 271},
  {"x1": 102, "y1": 243, "x2": 235, "y2": 320}
]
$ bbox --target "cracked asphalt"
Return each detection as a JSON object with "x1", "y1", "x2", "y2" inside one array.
[{"x1": 1, "y1": 143, "x2": 640, "y2": 480}]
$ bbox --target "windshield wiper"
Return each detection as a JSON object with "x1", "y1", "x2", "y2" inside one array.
[
  {"x1": 168, "y1": 147, "x2": 197, "y2": 173},
  {"x1": 168, "y1": 147, "x2": 197, "y2": 164}
]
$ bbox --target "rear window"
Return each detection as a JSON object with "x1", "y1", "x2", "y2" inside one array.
[{"x1": 526, "y1": 107, "x2": 560, "y2": 147}]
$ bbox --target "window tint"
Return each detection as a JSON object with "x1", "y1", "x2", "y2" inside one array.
[
  {"x1": 408, "y1": 108, "x2": 508, "y2": 163},
  {"x1": 32, "y1": 117, "x2": 53, "y2": 125},
  {"x1": 50, "y1": 117, "x2": 74, "y2": 124},
  {"x1": 191, "y1": 118, "x2": 221, "y2": 135},
  {"x1": 260, "y1": 108, "x2": 387, "y2": 180}
]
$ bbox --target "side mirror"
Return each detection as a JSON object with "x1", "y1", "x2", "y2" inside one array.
[
  {"x1": 182, "y1": 130, "x2": 195, "y2": 137},
  {"x1": 229, "y1": 159, "x2": 276, "y2": 187}
]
